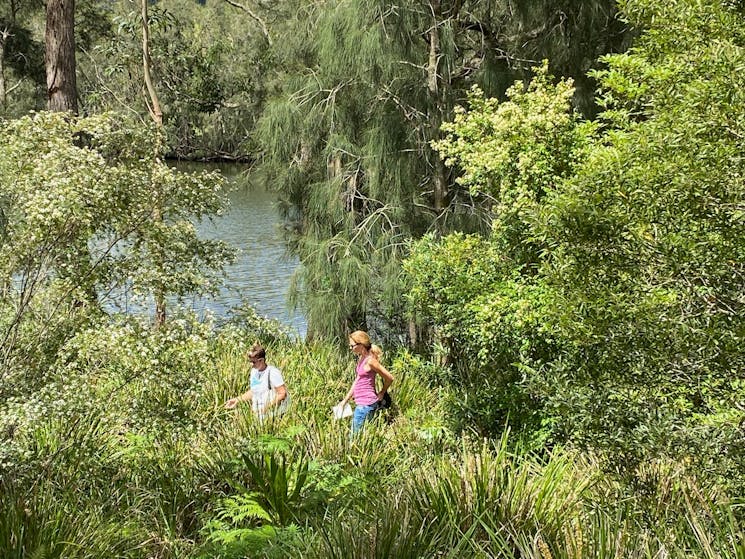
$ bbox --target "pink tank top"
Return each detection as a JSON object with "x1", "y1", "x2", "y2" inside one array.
[{"x1": 353, "y1": 356, "x2": 378, "y2": 406}]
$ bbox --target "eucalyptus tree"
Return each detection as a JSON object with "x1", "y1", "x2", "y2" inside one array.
[
  {"x1": 138, "y1": 0, "x2": 170, "y2": 325},
  {"x1": 78, "y1": 0, "x2": 272, "y2": 158},
  {"x1": 0, "y1": 0, "x2": 112, "y2": 116},
  {"x1": 46, "y1": 0, "x2": 77, "y2": 112},
  {"x1": 258, "y1": 0, "x2": 628, "y2": 340}
]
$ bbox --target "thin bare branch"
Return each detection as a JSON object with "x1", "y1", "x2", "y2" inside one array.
[{"x1": 222, "y1": 0, "x2": 272, "y2": 45}]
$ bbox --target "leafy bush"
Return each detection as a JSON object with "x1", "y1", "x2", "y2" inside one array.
[
  {"x1": 404, "y1": 232, "x2": 558, "y2": 442},
  {"x1": 536, "y1": 0, "x2": 745, "y2": 481},
  {"x1": 52, "y1": 314, "x2": 216, "y2": 437},
  {"x1": 407, "y1": 0, "x2": 745, "y2": 490},
  {"x1": 0, "y1": 112, "x2": 234, "y2": 416}
]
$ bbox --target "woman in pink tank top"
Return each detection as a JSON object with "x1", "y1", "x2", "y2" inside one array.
[{"x1": 338, "y1": 330, "x2": 395, "y2": 436}]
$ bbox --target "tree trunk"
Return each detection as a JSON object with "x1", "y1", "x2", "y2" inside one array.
[
  {"x1": 45, "y1": 2, "x2": 99, "y2": 307},
  {"x1": 45, "y1": 0, "x2": 78, "y2": 114},
  {"x1": 141, "y1": 0, "x2": 166, "y2": 327},
  {"x1": 0, "y1": 29, "x2": 7, "y2": 110},
  {"x1": 141, "y1": 0, "x2": 163, "y2": 127},
  {"x1": 408, "y1": 318, "x2": 417, "y2": 348},
  {"x1": 427, "y1": 1, "x2": 447, "y2": 216}
]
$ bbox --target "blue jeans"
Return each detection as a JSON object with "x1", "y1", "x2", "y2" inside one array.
[{"x1": 351, "y1": 402, "x2": 379, "y2": 436}]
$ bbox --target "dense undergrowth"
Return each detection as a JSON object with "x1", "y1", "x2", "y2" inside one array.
[
  {"x1": 2, "y1": 1, "x2": 745, "y2": 555},
  {"x1": 0, "y1": 311, "x2": 742, "y2": 558}
]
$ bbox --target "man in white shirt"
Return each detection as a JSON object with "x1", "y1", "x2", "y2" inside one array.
[{"x1": 225, "y1": 344, "x2": 289, "y2": 417}]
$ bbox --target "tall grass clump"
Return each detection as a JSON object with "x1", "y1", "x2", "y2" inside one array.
[
  {"x1": 0, "y1": 413, "x2": 145, "y2": 557},
  {"x1": 3, "y1": 305, "x2": 745, "y2": 558},
  {"x1": 407, "y1": 433, "x2": 589, "y2": 557}
]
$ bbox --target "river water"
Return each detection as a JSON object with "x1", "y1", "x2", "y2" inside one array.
[{"x1": 109, "y1": 162, "x2": 307, "y2": 338}]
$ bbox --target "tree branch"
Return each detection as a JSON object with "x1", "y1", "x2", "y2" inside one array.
[{"x1": 222, "y1": 0, "x2": 272, "y2": 45}]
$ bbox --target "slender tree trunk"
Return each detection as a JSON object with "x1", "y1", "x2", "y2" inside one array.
[
  {"x1": 0, "y1": 29, "x2": 7, "y2": 110},
  {"x1": 141, "y1": 0, "x2": 166, "y2": 327},
  {"x1": 427, "y1": 1, "x2": 447, "y2": 216},
  {"x1": 2, "y1": 1, "x2": 20, "y2": 110},
  {"x1": 45, "y1": 0, "x2": 78, "y2": 114},
  {"x1": 141, "y1": 0, "x2": 162, "y2": 127}
]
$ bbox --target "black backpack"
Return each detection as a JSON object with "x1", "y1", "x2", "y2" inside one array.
[{"x1": 379, "y1": 391, "x2": 392, "y2": 409}]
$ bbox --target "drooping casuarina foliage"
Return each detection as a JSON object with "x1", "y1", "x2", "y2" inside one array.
[{"x1": 257, "y1": 0, "x2": 628, "y2": 341}]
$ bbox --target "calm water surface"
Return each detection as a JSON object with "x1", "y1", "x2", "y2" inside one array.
[
  {"x1": 111, "y1": 163, "x2": 307, "y2": 338},
  {"x1": 192, "y1": 164, "x2": 307, "y2": 337}
]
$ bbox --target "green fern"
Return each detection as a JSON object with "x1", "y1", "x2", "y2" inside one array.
[{"x1": 218, "y1": 493, "x2": 275, "y2": 526}]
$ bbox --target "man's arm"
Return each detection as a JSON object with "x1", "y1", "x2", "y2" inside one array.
[
  {"x1": 225, "y1": 388, "x2": 253, "y2": 409},
  {"x1": 266, "y1": 384, "x2": 287, "y2": 410},
  {"x1": 265, "y1": 366, "x2": 288, "y2": 410}
]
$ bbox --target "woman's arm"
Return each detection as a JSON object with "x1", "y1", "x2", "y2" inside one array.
[
  {"x1": 369, "y1": 358, "x2": 394, "y2": 400},
  {"x1": 340, "y1": 380, "x2": 356, "y2": 407}
]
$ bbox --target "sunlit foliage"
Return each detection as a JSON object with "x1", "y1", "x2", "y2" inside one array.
[
  {"x1": 258, "y1": 0, "x2": 628, "y2": 340},
  {"x1": 408, "y1": 0, "x2": 745, "y2": 490},
  {"x1": 0, "y1": 112, "x2": 234, "y2": 402}
]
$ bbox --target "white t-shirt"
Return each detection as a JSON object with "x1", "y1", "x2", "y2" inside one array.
[{"x1": 249, "y1": 365, "x2": 288, "y2": 416}]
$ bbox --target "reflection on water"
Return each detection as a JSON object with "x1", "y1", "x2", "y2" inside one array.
[{"x1": 111, "y1": 162, "x2": 307, "y2": 338}]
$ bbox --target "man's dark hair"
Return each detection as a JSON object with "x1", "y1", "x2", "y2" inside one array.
[{"x1": 249, "y1": 344, "x2": 266, "y2": 360}]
